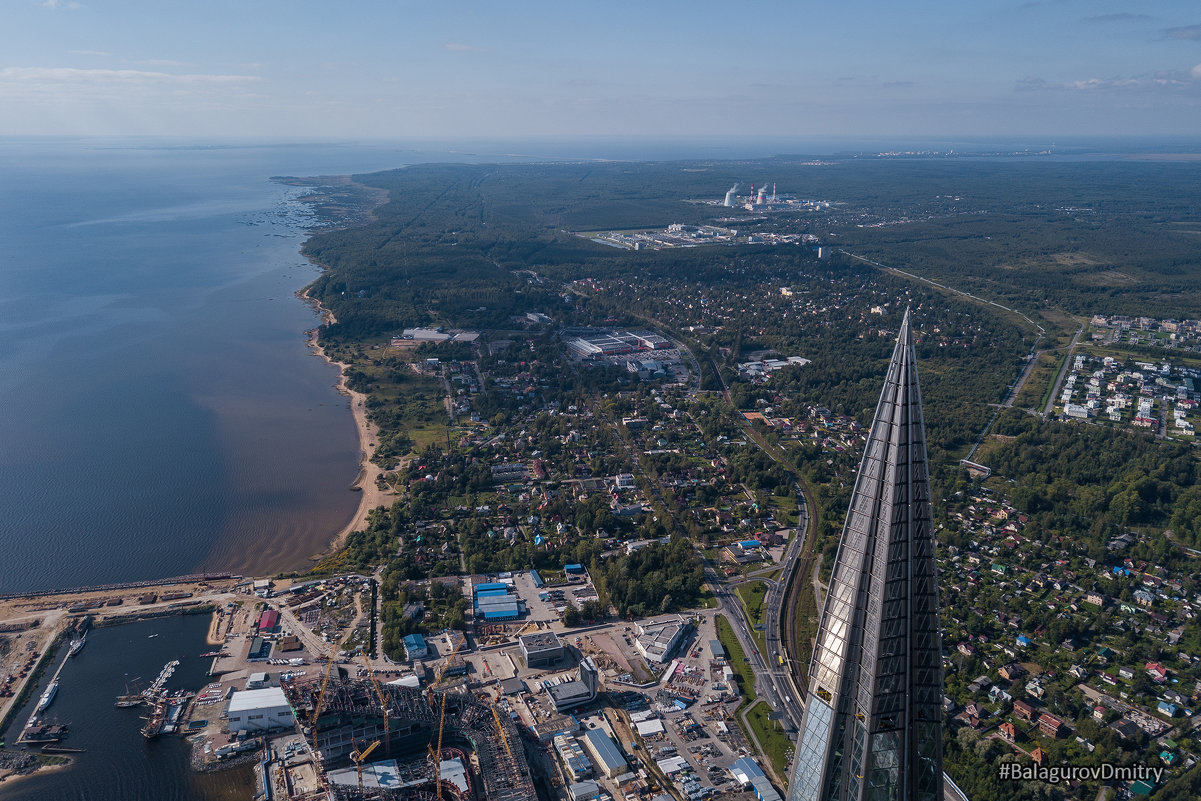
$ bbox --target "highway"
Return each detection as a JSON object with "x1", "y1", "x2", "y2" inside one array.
[{"x1": 708, "y1": 491, "x2": 810, "y2": 732}]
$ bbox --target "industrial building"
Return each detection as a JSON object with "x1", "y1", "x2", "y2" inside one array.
[
  {"x1": 473, "y1": 582, "x2": 521, "y2": 621},
  {"x1": 226, "y1": 687, "x2": 293, "y2": 733},
  {"x1": 568, "y1": 779, "x2": 604, "y2": 801},
  {"x1": 548, "y1": 657, "x2": 600, "y2": 712},
  {"x1": 519, "y1": 631, "x2": 565, "y2": 668},
  {"x1": 564, "y1": 330, "x2": 673, "y2": 360},
  {"x1": 730, "y1": 756, "x2": 782, "y2": 801},
  {"x1": 582, "y1": 728, "x2": 629, "y2": 778},
  {"x1": 554, "y1": 733, "x2": 594, "y2": 781},
  {"x1": 633, "y1": 615, "x2": 689, "y2": 663}
]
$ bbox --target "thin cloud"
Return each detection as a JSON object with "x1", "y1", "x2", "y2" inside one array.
[
  {"x1": 131, "y1": 59, "x2": 189, "y2": 68},
  {"x1": 1018, "y1": 68, "x2": 1201, "y2": 92},
  {"x1": 0, "y1": 67, "x2": 259, "y2": 85},
  {"x1": 1165, "y1": 24, "x2": 1201, "y2": 40},
  {"x1": 39, "y1": 0, "x2": 82, "y2": 8},
  {"x1": 883, "y1": 80, "x2": 916, "y2": 88},
  {"x1": 69, "y1": 50, "x2": 110, "y2": 57},
  {"x1": 443, "y1": 42, "x2": 488, "y2": 53},
  {"x1": 1085, "y1": 13, "x2": 1152, "y2": 24},
  {"x1": 1067, "y1": 70, "x2": 1195, "y2": 90}
]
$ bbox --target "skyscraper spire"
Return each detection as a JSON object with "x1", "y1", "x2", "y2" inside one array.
[{"x1": 788, "y1": 307, "x2": 944, "y2": 801}]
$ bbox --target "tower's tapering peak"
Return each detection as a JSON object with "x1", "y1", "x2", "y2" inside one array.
[{"x1": 787, "y1": 299, "x2": 943, "y2": 801}]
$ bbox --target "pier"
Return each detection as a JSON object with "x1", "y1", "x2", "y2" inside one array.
[{"x1": 15, "y1": 647, "x2": 71, "y2": 746}]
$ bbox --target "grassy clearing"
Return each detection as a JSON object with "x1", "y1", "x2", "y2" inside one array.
[
  {"x1": 717, "y1": 615, "x2": 794, "y2": 779},
  {"x1": 790, "y1": 565, "x2": 818, "y2": 687},
  {"x1": 735, "y1": 581, "x2": 769, "y2": 654},
  {"x1": 746, "y1": 699, "x2": 795, "y2": 776},
  {"x1": 1012, "y1": 351, "x2": 1060, "y2": 410},
  {"x1": 773, "y1": 494, "x2": 798, "y2": 524},
  {"x1": 715, "y1": 615, "x2": 756, "y2": 702}
]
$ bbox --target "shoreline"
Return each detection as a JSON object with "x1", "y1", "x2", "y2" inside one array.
[
  {"x1": 294, "y1": 174, "x2": 396, "y2": 563},
  {"x1": 301, "y1": 288, "x2": 394, "y2": 560}
]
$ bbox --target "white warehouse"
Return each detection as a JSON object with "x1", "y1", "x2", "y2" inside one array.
[{"x1": 226, "y1": 687, "x2": 293, "y2": 733}]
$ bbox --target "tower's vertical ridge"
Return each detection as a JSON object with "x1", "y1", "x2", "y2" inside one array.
[{"x1": 788, "y1": 308, "x2": 944, "y2": 801}]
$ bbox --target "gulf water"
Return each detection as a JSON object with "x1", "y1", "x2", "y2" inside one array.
[
  {"x1": 0, "y1": 141, "x2": 421, "y2": 592},
  {"x1": 0, "y1": 615, "x2": 252, "y2": 800}
]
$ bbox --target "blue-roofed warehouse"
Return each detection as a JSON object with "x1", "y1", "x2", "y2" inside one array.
[
  {"x1": 475, "y1": 593, "x2": 520, "y2": 621},
  {"x1": 473, "y1": 579, "x2": 521, "y2": 620}
]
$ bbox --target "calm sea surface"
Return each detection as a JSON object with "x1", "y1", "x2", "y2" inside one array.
[
  {"x1": 0, "y1": 615, "x2": 252, "y2": 801},
  {"x1": 0, "y1": 141, "x2": 439, "y2": 593}
]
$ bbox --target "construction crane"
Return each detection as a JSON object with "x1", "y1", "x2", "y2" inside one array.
[
  {"x1": 430, "y1": 631, "x2": 466, "y2": 798},
  {"x1": 360, "y1": 653, "x2": 392, "y2": 758},
  {"x1": 491, "y1": 705, "x2": 515, "y2": 763},
  {"x1": 350, "y1": 736, "x2": 381, "y2": 791},
  {"x1": 309, "y1": 656, "x2": 337, "y2": 756}
]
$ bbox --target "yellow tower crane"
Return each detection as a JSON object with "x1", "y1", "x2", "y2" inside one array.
[
  {"x1": 360, "y1": 653, "x2": 392, "y2": 758},
  {"x1": 350, "y1": 736, "x2": 381, "y2": 792},
  {"x1": 309, "y1": 656, "x2": 337, "y2": 756},
  {"x1": 491, "y1": 705, "x2": 515, "y2": 763}
]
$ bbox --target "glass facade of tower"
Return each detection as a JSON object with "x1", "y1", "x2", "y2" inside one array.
[{"x1": 788, "y1": 309, "x2": 944, "y2": 801}]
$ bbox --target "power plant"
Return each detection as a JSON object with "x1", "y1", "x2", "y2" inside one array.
[{"x1": 720, "y1": 181, "x2": 780, "y2": 207}]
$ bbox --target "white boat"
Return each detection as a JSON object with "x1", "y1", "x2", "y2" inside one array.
[
  {"x1": 37, "y1": 679, "x2": 59, "y2": 712},
  {"x1": 68, "y1": 632, "x2": 87, "y2": 657}
]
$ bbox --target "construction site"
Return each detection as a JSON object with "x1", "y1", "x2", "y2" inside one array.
[{"x1": 278, "y1": 674, "x2": 536, "y2": 801}]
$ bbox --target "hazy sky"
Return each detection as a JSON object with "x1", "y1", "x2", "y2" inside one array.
[{"x1": 3, "y1": 1, "x2": 1200, "y2": 140}]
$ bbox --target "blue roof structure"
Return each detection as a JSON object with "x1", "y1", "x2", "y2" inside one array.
[
  {"x1": 475, "y1": 582, "x2": 508, "y2": 592},
  {"x1": 530, "y1": 570, "x2": 544, "y2": 587},
  {"x1": 565, "y1": 563, "x2": 584, "y2": 573},
  {"x1": 476, "y1": 592, "x2": 520, "y2": 620},
  {"x1": 482, "y1": 609, "x2": 519, "y2": 621},
  {"x1": 738, "y1": 539, "x2": 763, "y2": 549},
  {"x1": 476, "y1": 588, "x2": 510, "y2": 598}
]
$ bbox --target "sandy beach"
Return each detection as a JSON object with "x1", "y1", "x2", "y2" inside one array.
[{"x1": 303, "y1": 294, "x2": 394, "y2": 559}]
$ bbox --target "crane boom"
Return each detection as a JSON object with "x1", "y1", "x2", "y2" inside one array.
[
  {"x1": 310, "y1": 656, "x2": 336, "y2": 755},
  {"x1": 492, "y1": 705, "x2": 514, "y2": 762},
  {"x1": 360, "y1": 653, "x2": 392, "y2": 757}
]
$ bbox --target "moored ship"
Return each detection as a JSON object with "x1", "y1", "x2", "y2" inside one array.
[
  {"x1": 141, "y1": 695, "x2": 168, "y2": 739},
  {"x1": 68, "y1": 632, "x2": 87, "y2": 657},
  {"x1": 37, "y1": 679, "x2": 59, "y2": 712}
]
